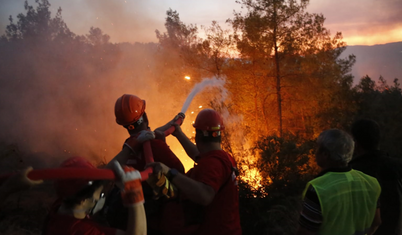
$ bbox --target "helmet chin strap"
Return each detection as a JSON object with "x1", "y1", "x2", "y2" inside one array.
[{"x1": 128, "y1": 116, "x2": 144, "y2": 130}]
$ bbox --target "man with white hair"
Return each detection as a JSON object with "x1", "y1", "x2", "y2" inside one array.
[{"x1": 298, "y1": 129, "x2": 382, "y2": 235}]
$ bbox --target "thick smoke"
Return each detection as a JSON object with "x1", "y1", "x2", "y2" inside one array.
[
  {"x1": 0, "y1": 6, "x2": 230, "y2": 173},
  {"x1": 0, "y1": 1, "x2": 197, "y2": 170},
  {"x1": 0, "y1": 42, "x2": 182, "y2": 169}
]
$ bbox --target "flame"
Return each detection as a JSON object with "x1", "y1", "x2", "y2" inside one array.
[{"x1": 184, "y1": 76, "x2": 191, "y2": 80}]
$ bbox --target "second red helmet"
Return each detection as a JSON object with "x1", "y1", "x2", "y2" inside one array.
[{"x1": 193, "y1": 109, "x2": 225, "y2": 131}]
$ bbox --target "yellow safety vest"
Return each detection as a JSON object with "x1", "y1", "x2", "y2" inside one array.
[{"x1": 302, "y1": 169, "x2": 381, "y2": 235}]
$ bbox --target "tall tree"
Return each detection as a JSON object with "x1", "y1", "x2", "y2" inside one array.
[{"x1": 230, "y1": 0, "x2": 355, "y2": 137}]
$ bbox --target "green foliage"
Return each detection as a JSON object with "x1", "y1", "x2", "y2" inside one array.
[
  {"x1": 255, "y1": 134, "x2": 317, "y2": 194},
  {"x1": 238, "y1": 133, "x2": 317, "y2": 235},
  {"x1": 3, "y1": 0, "x2": 73, "y2": 42},
  {"x1": 353, "y1": 76, "x2": 402, "y2": 158}
]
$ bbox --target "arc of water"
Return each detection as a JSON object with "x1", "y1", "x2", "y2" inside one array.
[{"x1": 180, "y1": 77, "x2": 226, "y2": 114}]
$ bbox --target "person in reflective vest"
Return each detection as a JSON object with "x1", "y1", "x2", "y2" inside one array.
[{"x1": 298, "y1": 129, "x2": 381, "y2": 235}]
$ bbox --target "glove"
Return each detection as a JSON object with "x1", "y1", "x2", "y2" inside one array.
[
  {"x1": 124, "y1": 130, "x2": 155, "y2": 153},
  {"x1": 112, "y1": 161, "x2": 144, "y2": 206},
  {"x1": 146, "y1": 171, "x2": 176, "y2": 199},
  {"x1": 137, "y1": 130, "x2": 155, "y2": 143}
]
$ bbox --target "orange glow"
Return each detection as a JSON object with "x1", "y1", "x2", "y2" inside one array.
[
  {"x1": 242, "y1": 167, "x2": 264, "y2": 188},
  {"x1": 344, "y1": 27, "x2": 402, "y2": 45},
  {"x1": 167, "y1": 139, "x2": 194, "y2": 172},
  {"x1": 185, "y1": 76, "x2": 191, "y2": 80}
]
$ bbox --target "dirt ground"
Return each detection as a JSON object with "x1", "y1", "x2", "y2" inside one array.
[
  {"x1": 0, "y1": 143, "x2": 58, "y2": 234},
  {"x1": 0, "y1": 182, "x2": 56, "y2": 235}
]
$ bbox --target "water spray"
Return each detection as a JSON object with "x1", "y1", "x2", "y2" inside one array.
[{"x1": 162, "y1": 77, "x2": 225, "y2": 137}]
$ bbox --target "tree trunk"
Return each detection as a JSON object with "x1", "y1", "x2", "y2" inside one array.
[{"x1": 273, "y1": 3, "x2": 283, "y2": 137}]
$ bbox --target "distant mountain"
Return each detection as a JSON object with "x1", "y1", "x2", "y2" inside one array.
[{"x1": 342, "y1": 41, "x2": 402, "y2": 84}]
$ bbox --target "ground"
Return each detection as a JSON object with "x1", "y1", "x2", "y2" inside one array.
[
  {"x1": 0, "y1": 183, "x2": 55, "y2": 235},
  {"x1": 0, "y1": 143, "x2": 57, "y2": 235}
]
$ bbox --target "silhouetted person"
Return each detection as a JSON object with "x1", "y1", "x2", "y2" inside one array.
[{"x1": 349, "y1": 119, "x2": 402, "y2": 235}]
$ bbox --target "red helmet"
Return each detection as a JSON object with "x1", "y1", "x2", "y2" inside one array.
[
  {"x1": 55, "y1": 156, "x2": 96, "y2": 198},
  {"x1": 115, "y1": 94, "x2": 146, "y2": 126},
  {"x1": 193, "y1": 109, "x2": 225, "y2": 131}
]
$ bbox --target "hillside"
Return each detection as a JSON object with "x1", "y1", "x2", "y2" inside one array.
[{"x1": 342, "y1": 41, "x2": 402, "y2": 83}]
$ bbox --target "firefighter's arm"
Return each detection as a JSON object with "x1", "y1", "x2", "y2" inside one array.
[
  {"x1": 113, "y1": 161, "x2": 147, "y2": 235},
  {"x1": 367, "y1": 208, "x2": 381, "y2": 235},
  {"x1": 154, "y1": 113, "x2": 184, "y2": 134},
  {"x1": 0, "y1": 167, "x2": 42, "y2": 206},
  {"x1": 106, "y1": 147, "x2": 132, "y2": 169},
  {"x1": 106, "y1": 130, "x2": 155, "y2": 169},
  {"x1": 171, "y1": 124, "x2": 200, "y2": 161},
  {"x1": 115, "y1": 205, "x2": 146, "y2": 235},
  {"x1": 147, "y1": 162, "x2": 215, "y2": 206}
]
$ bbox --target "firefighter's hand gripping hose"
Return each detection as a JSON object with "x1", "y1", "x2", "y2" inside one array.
[
  {"x1": 124, "y1": 130, "x2": 155, "y2": 153},
  {"x1": 137, "y1": 130, "x2": 155, "y2": 143},
  {"x1": 145, "y1": 162, "x2": 176, "y2": 199},
  {"x1": 163, "y1": 112, "x2": 185, "y2": 137},
  {"x1": 146, "y1": 170, "x2": 176, "y2": 199},
  {"x1": 112, "y1": 161, "x2": 144, "y2": 207}
]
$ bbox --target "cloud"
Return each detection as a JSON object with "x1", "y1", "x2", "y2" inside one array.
[{"x1": 308, "y1": 0, "x2": 402, "y2": 45}]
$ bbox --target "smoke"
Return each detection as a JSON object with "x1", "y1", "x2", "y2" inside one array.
[
  {"x1": 0, "y1": 37, "x2": 230, "y2": 173},
  {"x1": 0, "y1": 0, "x2": 188, "y2": 169},
  {"x1": 0, "y1": 41, "x2": 177, "y2": 169}
]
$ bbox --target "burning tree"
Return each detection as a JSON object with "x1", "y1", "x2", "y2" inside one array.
[{"x1": 229, "y1": 0, "x2": 356, "y2": 138}]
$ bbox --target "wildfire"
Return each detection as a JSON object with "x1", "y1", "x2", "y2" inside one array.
[
  {"x1": 241, "y1": 167, "x2": 264, "y2": 188},
  {"x1": 184, "y1": 76, "x2": 191, "y2": 80}
]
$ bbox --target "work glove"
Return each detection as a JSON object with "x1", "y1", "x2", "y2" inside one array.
[
  {"x1": 146, "y1": 170, "x2": 176, "y2": 199},
  {"x1": 112, "y1": 161, "x2": 144, "y2": 206},
  {"x1": 124, "y1": 130, "x2": 155, "y2": 153},
  {"x1": 137, "y1": 130, "x2": 155, "y2": 143}
]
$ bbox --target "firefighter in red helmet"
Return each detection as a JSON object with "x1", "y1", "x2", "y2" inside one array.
[
  {"x1": 114, "y1": 94, "x2": 147, "y2": 131},
  {"x1": 148, "y1": 109, "x2": 242, "y2": 235},
  {"x1": 43, "y1": 156, "x2": 146, "y2": 235},
  {"x1": 109, "y1": 94, "x2": 184, "y2": 173},
  {"x1": 104, "y1": 94, "x2": 184, "y2": 234}
]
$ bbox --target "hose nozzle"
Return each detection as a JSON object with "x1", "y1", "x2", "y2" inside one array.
[
  {"x1": 164, "y1": 112, "x2": 186, "y2": 136},
  {"x1": 177, "y1": 112, "x2": 185, "y2": 120}
]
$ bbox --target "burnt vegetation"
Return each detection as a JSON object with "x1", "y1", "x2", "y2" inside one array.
[{"x1": 0, "y1": 0, "x2": 401, "y2": 234}]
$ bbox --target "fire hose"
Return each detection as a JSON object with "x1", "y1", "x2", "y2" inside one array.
[{"x1": 0, "y1": 114, "x2": 185, "y2": 183}]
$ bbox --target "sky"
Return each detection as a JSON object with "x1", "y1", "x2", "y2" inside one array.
[{"x1": 0, "y1": 0, "x2": 401, "y2": 46}]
